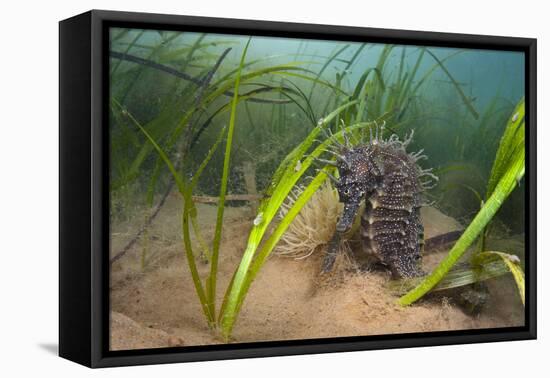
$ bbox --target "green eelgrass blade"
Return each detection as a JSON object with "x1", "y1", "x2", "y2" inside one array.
[
  {"x1": 389, "y1": 259, "x2": 511, "y2": 295},
  {"x1": 145, "y1": 46, "x2": 231, "y2": 205},
  {"x1": 110, "y1": 29, "x2": 145, "y2": 76},
  {"x1": 351, "y1": 67, "x2": 384, "y2": 101},
  {"x1": 425, "y1": 49, "x2": 479, "y2": 120},
  {"x1": 110, "y1": 28, "x2": 130, "y2": 43},
  {"x1": 340, "y1": 44, "x2": 366, "y2": 80},
  {"x1": 111, "y1": 101, "x2": 185, "y2": 199},
  {"x1": 119, "y1": 62, "x2": 318, "y2": 191},
  {"x1": 271, "y1": 71, "x2": 348, "y2": 98},
  {"x1": 480, "y1": 99, "x2": 524, "y2": 251},
  {"x1": 264, "y1": 101, "x2": 358, "y2": 200},
  {"x1": 112, "y1": 94, "x2": 210, "y2": 262},
  {"x1": 396, "y1": 47, "x2": 406, "y2": 89},
  {"x1": 411, "y1": 50, "x2": 462, "y2": 95},
  {"x1": 393, "y1": 47, "x2": 425, "y2": 113},
  {"x1": 112, "y1": 99, "x2": 214, "y2": 324},
  {"x1": 486, "y1": 98, "x2": 525, "y2": 197},
  {"x1": 307, "y1": 44, "x2": 350, "y2": 102},
  {"x1": 182, "y1": 196, "x2": 215, "y2": 326},
  {"x1": 440, "y1": 183, "x2": 484, "y2": 206},
  {"x1": 389, "y1": 49, "x2": 463, "y2": 121},
  {"x1": 207, "y1": 38, "x2": 251, "y2": 322},
  {"x1": 219, "y1": 115, "x2": 376, "y2": 339},
  {"x1": 398, "y1": 97, "x2": 524, "y2": 306},
  {"x1": 399, "y1": 138, "x2": 524, "y2": 306},
  {"x1": 352, "y1": 67, "x2": 384, "y2": 124},
  {"x1": 190, "y1": 125, "x2": 227, "y2": 191},
  {"x1": 326, "y1": 44, "x2": 367, "y2": 117},
  {"x1": 186, "y1": 125, "x2": 228, "y2": 262},
  {"x1": 122, "y1": 59, "x2": 335, "y2": 185},
  {"x1": 118, "y1": 33, "x2": 181, "y2": 104},
  {"x1": 369, "y1": 45, "x2": 394, "y2": 118},
  {"x1": 212, "y1": 57, "x2": 316, "y2": 89},
  {"x1": 159, "y1": 64, "x2": 319, "y2": 157},
  {"x1": 157, "y1": 40, "x2": 236, "y2": 63},
  {"x1": 219, "y1": 171, "x2": 330, "y2": 339},
  {"x1": 475, "y1": 252, "x2": 525, "y2": 305},
  {"x1": 217, "y1": 103, "x2": 359, "y2": 329},
  {"x1": 189, "y1": 84, "x2": 307, "y2": 149},
  {"x1": 277, "y1": 80, "x2": 317, "y2": 125}
]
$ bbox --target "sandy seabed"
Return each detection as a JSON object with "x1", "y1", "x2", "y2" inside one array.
[{"x1": 109, "y1": 192, "x2": 524, "y2": 350}]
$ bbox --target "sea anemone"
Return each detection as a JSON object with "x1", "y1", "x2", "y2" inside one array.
[{"x1": 275, "y1": 182, "x2": 344, "y2": 259}]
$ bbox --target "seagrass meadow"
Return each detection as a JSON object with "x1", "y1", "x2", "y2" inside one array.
[{"x1": 108, "y1": 27, "x2": 526, "y2": 350}]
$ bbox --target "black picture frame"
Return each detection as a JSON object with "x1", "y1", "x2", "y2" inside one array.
[{"x1": 59, "y1": 9, "x2": 537, "y2": 368}]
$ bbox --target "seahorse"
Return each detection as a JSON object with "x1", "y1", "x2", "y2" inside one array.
[{"x1": 319, "y1": 125, "x2": 438, "y2": 278}]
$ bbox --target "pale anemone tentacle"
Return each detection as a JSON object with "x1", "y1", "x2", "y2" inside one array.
[{"x1": 275, "y1": 183, "x2": 344, "y2": 260}]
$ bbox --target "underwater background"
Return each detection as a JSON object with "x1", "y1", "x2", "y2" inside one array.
[{"x1": 108, "y1": 27, "x2": 525, "y2": 349}]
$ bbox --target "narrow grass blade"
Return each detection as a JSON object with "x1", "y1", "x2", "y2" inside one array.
[
  {"x1": 207, "y1": 38, "x2": 252, "y2": 321},
  {"x1": 486, "y1": 98, "x2": 525, "y2": 196},
  {"x1": 399, "y1": 139, "x2": 524, "y2": 306},
  {"x1": 217, "y1": 104, "x2": 360, "y2": 329},
  {"x1": 219, "y1": 115, "x2": 376, "y2": 339},
  {"x1": 475, "y1": 252, "x2": 525, "y2": 305},
  {"x1": 112, "y1": 99, "x2": 214, "y2": 323},
  {"x1": 480, "y1": 99, "x2": 524, "y2": 251},
  {"x1": 308, "y1": 44, "x2": 350, "y2": 101},
  {"x1": 425, "y1": 49, "x2": 479, "y2": 119},
  {"x1": 219, "y1": 170, "x2": 330, "y2": 338},
  {"x1": 389, "y1": 260, "x2": 510, "y2": 295},
  {"x1": 110, "y1": 30, "x2": 145, "y2": 76}
]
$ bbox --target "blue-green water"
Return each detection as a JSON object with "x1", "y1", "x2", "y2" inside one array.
[
  {"x1": 110, "y1": 28, "x2": 524, "y2": 233},
  {"x1": 109, "y1": 27, "x2": 527, "y2": 257},
  {"x1": 108, "y1": 27, "x2": 526, "y2": 347}
]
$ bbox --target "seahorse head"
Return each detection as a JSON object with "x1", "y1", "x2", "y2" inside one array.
[{"x1": 332, "y1": 145, "x2": 382, "y2": 233}]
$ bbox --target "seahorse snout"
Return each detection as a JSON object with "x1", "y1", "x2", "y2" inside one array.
[{"x1": 336, "y1": 201, "x2": 360, "y2": 233}]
